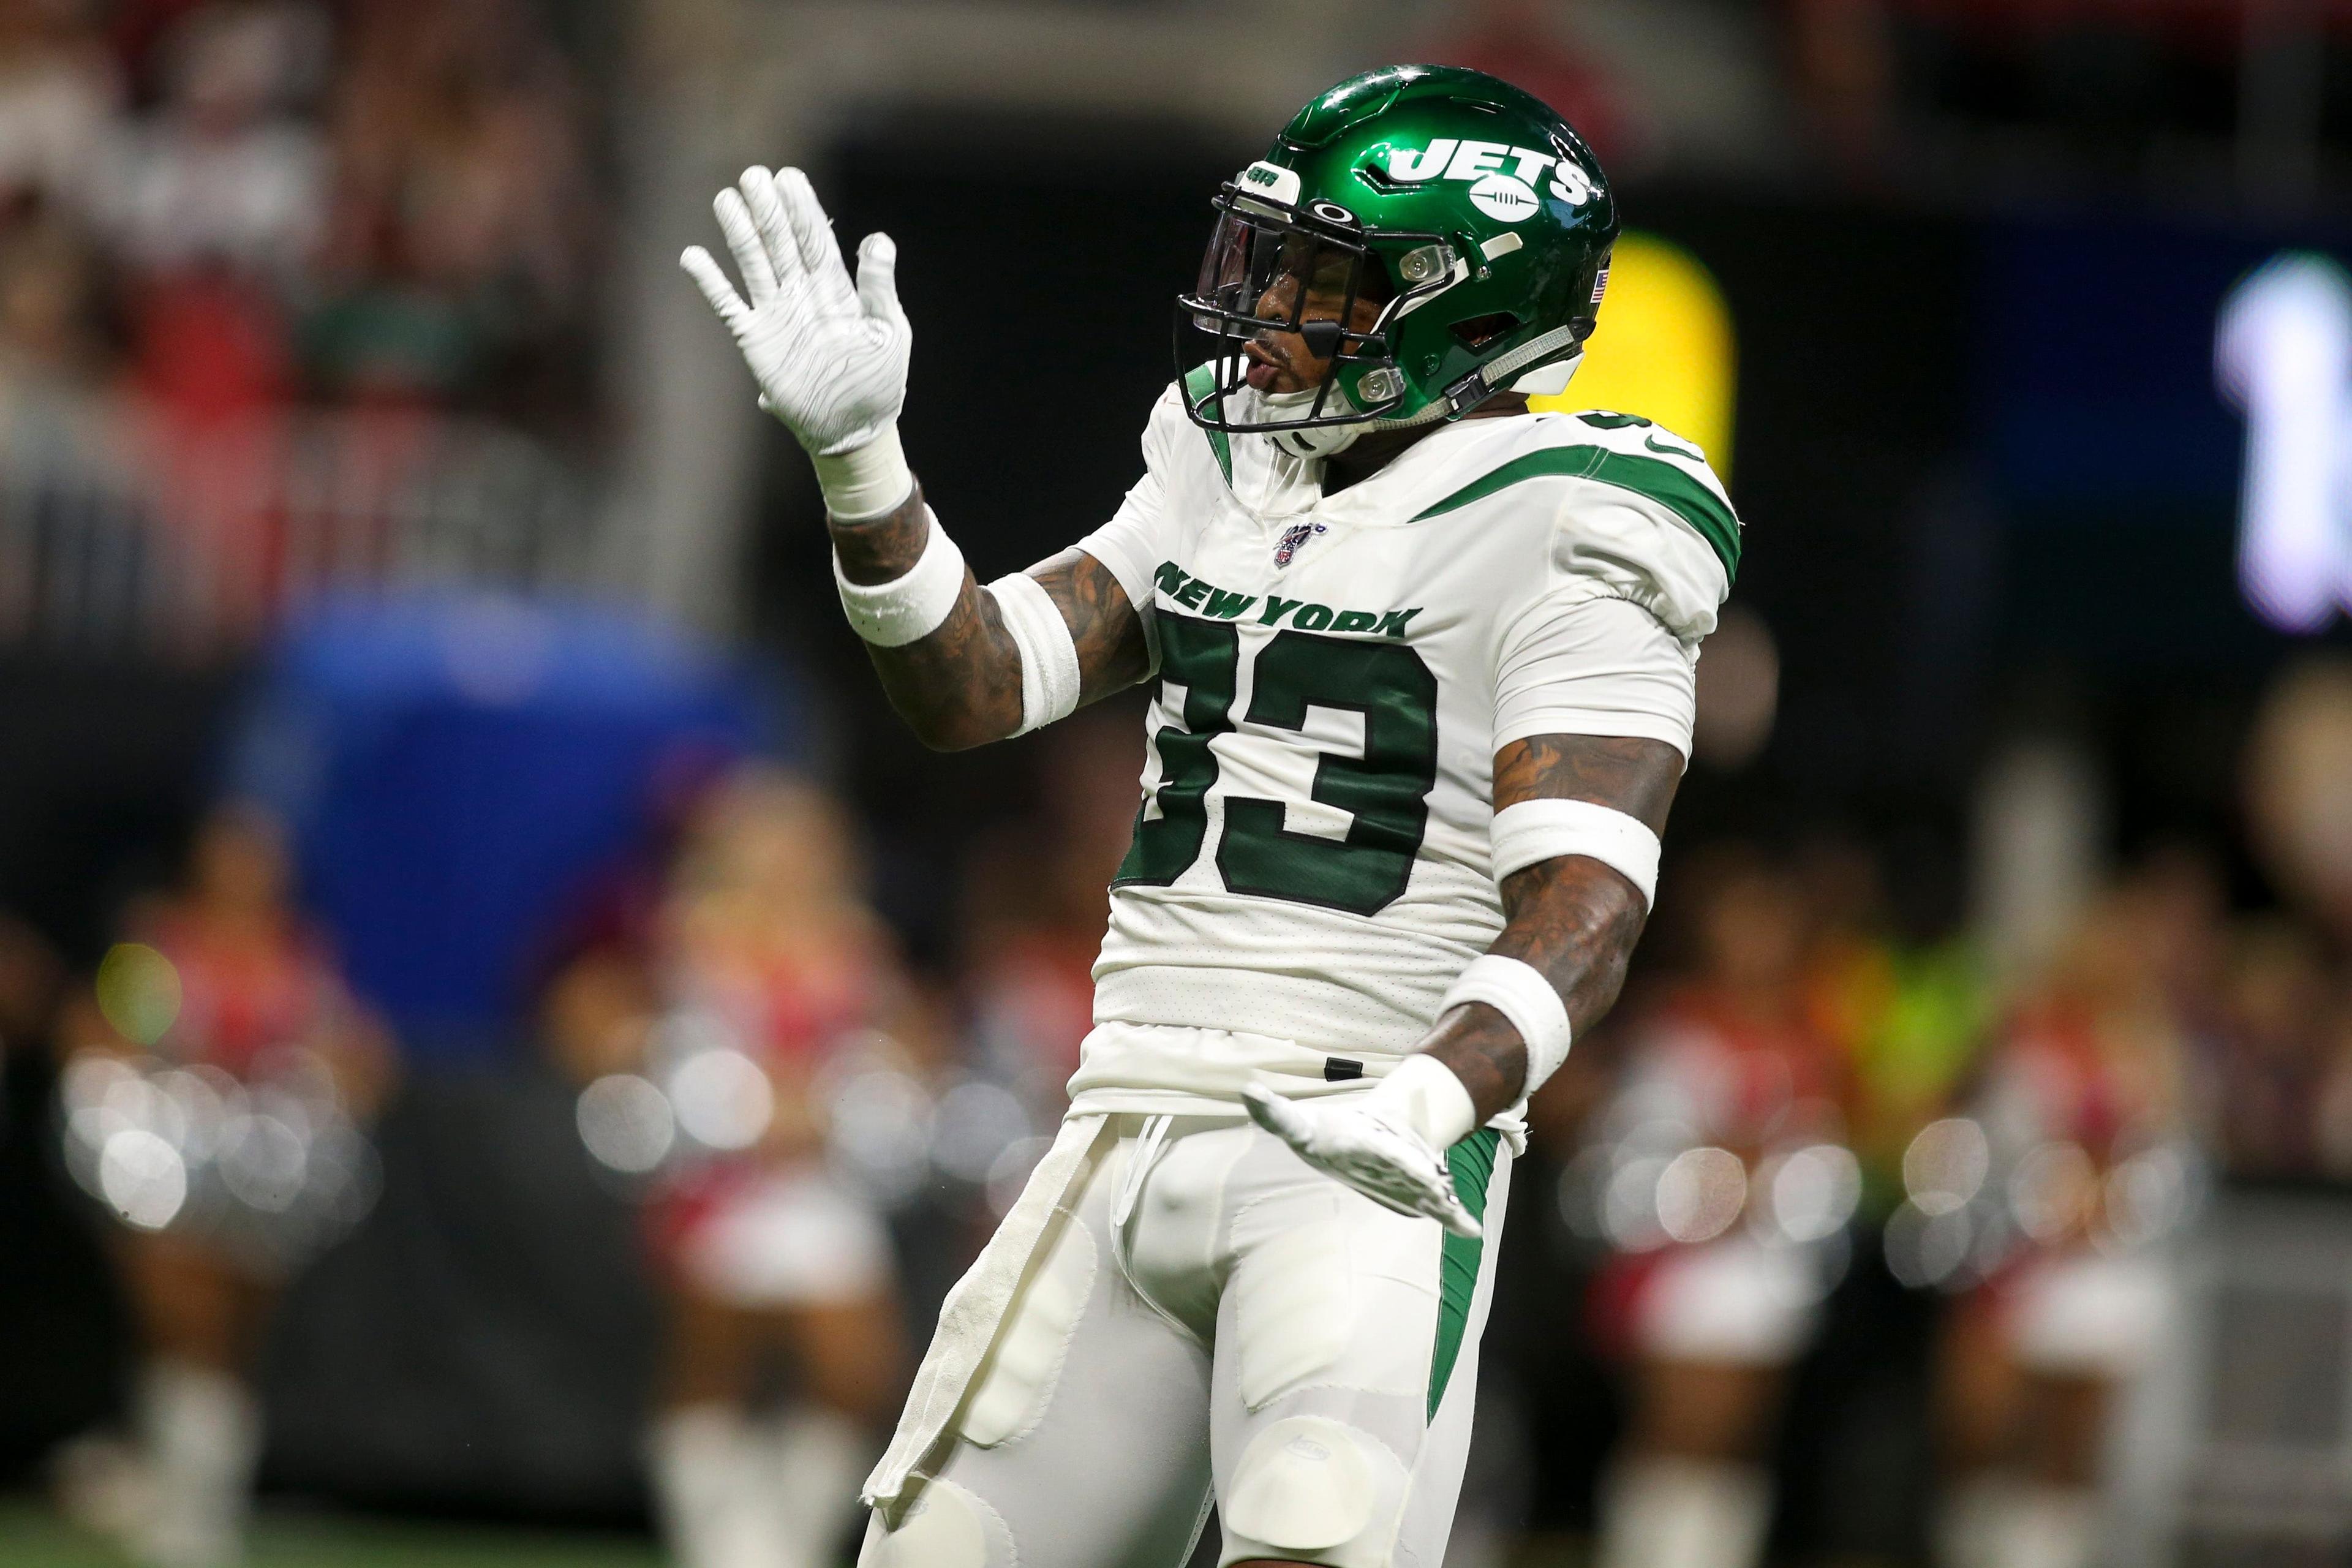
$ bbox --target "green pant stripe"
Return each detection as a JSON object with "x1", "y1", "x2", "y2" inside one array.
[{"x1": 1427, "y1": 1128, "x2": 1501, "y2": 1421}]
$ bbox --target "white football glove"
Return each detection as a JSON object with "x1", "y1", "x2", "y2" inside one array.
[
  {"x1": 680, "y1": 165, "x2": 911, "y2": 457},
  {"x1": 1242, "y1": 1057, "x2": 1483, "y2": 1239}
]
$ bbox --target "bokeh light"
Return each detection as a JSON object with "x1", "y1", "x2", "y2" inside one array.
[
  {"x1": 576, "y1": 1074, "x2": 676, "y2": 1174},
  {"x1": 94, "y1": 943, "x2": 181, "y2": 1047},
  {"x1": 1903, "y1": 1117, "x2": 1991, "y2": 1216},
  {"x1": 668, "y1": 1047, "x2": 773, "y2": 1152},
  {"x1": 97, "y1": 1128, "x2": 187, "y2": 1231},
  {"x1": 1760, "y1": 1144, "x2": 1861, "y2": 1244},
  {"x1": 1656, "y1": 1146, "x2": 1747, "y2": 1244}
]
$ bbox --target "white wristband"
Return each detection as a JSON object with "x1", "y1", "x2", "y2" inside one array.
[
  {"x1": 1490, "y1": 798, "x2": 1661, "y2": 907},
  {"x1": 833, "y1": 511, "x2": 966, "y2": 647},
  {"x1": 811, "y1": 424, "x2": 916, "y2": 521},
  {"x1": 1366, "y1": 1052, "x2": 1480, "y2": 1149},
  {"x1": 986, "y1": 572, "x2": 1082, "y2": 734},
  {"x1": 1439, "y1": 953, "x2": 1572, "y2": 1095}
]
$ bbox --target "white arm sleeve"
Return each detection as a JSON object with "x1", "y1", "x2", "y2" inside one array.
[
  {"x1": 1491, "y1": 590, "x2": 1698, "y2": 759},
  {"x1": 986, "y1": 571, "x2": 1082, "y2": 734}
]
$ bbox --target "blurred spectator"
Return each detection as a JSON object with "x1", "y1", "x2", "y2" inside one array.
[
  {"x1": 1804, "y1": 834, "x2": 1989, "y2": 1214},
  {"x1": 2244, "y1": 655, "x2": 2352, "y2": 947},
  {"x1": 314, "y1": 0, "x2": 598, "y2": 426},
  {"x1": 96, "y1": 0, "x2": 320, "y2": 594},
  {"x1": 0, "y1": 0, "x2": 609, "y2": 658},
  {"x1": 1933, "y1": 872, "x2": 2201, "y2": 1568},
  {"x1": 2208, "y1": 916, "x2": 2339, "y2": 1180},
  {"x1": 94, "y1": 3, "x2": 319, "y2": 636},
  {"x1": 0, "y1": 210, "x2": 111, "y2": 398},
  {"x1": 556, "y1": 769, "x2": 912, "y2": 1568},
  {"x1": 97, "y1": 2, "x2": 324, "y2": 287},
  {"x1": 54, "y1": 802, "x2": 389, "y2": 1568},
  {"x1": 1580, "y1": 848, "x2": 1856, "y2": 1568},
  {"x1": 0, "y1": 0, "x2": 120, "y2": 222}
]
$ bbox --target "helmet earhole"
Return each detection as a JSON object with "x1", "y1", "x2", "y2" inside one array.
[{"x1": 1450, "y1": 312, "x2": 1521, "y2": 351}]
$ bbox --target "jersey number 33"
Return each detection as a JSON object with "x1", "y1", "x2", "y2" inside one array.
[{"x1": 1115, "y1": 614, "x2": 1439, "y2": 918}]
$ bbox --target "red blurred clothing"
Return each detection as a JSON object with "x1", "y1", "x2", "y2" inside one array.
[
  {"x1": 642, "y1": 932, "x2": 895, "y2": 1292},
  {"x1": 1643, "y1": 982, "x2": 1852, "y2": 1152},
  {"x1": 1989, "y1": 1001, "x2": 2155, "y2": 1161},
  {"x1": 1582, "y1": 985, "x2": 1850, "y2": 1362},
  {"x1": 130, "y1": 269, "x2": 290, "y2": 422},
  {"x1": 671, "y1": 936, "x2": 878, "y2": 1068},
  {"x1": 967, "y1": 929, "x2": 1098, "y2": 1086},
  {"x1": 139, "y1": 907, "x2": 347, "y2": 1077}
]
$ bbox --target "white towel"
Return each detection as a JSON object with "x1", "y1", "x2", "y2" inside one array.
[{"x1": 863, "y1": 1112, "x2": 1109, "y2": 1520}]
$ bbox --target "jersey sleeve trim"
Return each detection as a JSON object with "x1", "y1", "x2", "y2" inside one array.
[
  {"x1": 1180, "y1": 364, "x2": 1234, "y2": 488},
  {"x1": 1409, "y1": 445, "x2": 1741, "y2": 583}
]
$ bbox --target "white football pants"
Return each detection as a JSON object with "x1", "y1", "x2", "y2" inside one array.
[{"x1": 861, "y1": 1112, "x2": 1511, "y2": 1568}]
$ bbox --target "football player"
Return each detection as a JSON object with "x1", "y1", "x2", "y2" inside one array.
[{"x1": 684, "y1": 63, "x2": 1738, "y2": 1568}]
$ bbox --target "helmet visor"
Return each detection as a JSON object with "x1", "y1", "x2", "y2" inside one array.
[{"x1": 1175, "y1": 185, "x2": 1417, "y2": 434}]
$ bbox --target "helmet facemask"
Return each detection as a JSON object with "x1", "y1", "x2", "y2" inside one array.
[{"x1": 1175, "y1": 173, "x2": 1455, "y2": 457}]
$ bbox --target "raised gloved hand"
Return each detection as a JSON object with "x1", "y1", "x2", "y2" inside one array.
[
  {"x1": 680, "y1": 165, "x2": 910, "y2": 457},
  {"x1": 1242, "y1": 1055, "x2": 1483, "y2": 1238}
]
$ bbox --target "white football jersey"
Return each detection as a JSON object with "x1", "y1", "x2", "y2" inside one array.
[{"x1": 1061, "y1": 371, "x2": 1738, "y2": 1115}]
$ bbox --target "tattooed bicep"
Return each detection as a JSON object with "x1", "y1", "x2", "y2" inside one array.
[
  {"x1": 1029, "y1": 547, "x2": 1154, "y2": 704},
  {"x1": 1491, "y1": 733, "x2": 1684, "y2": 834}
]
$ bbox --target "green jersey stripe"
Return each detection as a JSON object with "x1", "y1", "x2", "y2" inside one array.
[
  {"x1": 1409, "y1": 445, "x2": 1741, "y2": 582},
  {"x1": 1428, "y1": 1127, "x2": 1502, "y2": 1421},
  {"x1": 1182, "y1": 366, "x2": 1234, "y2": 488}
]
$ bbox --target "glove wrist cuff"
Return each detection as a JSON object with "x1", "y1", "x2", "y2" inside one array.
[
  {"x1": 1368, "y1": 1054, "x2": 1479, "y2": 1150},
  {"x1": 812, "y1": 424, "x2": 915, "y2": 521}
]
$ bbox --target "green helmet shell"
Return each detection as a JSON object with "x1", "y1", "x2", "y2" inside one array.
[{"x1": 1181, "y1": 63, "x2": 1618, "y2": 434}]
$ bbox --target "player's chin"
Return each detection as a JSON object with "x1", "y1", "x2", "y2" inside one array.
[{"x1": 1250, "y1": 366, "x2": 1328, "y2": 396}]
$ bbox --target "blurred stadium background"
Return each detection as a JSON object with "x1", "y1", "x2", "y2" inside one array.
[{"x1": 4, "y1": 0, "x2": 2352, "y2": 1565}]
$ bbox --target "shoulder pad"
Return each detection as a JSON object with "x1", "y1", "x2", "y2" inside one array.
[{"x1": 1409, "y1": 409, "x2": 1738, "y2": 586}]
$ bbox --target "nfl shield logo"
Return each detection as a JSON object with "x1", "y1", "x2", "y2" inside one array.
[{"x1": 1274, "y1": 521, "x2": 1325, "y2": 568}]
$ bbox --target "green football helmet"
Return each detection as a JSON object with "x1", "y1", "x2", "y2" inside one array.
[{"x1": 1177, "y1": 64, "x2": 1618, "y2": 458}]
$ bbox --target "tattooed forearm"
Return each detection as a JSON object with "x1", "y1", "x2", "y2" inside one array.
[
  {"x1": 827, "y1": 487, "x2": 1150, "y2": 750},
  {"x1": 832, "y1": 483, "x2": 1020, "y2": 748},
  {"x1": 1491, "y1": 732, "x2": 1681, "y2": 833},
  {"x1": 1033, "y1": 547, "x2": 1153, "y2": 704},
  {"x1": 1417, "y1": 731, "x2": 1684, "y2": 1122},
  {"x1": 827, "y1": 484, "x2": 935, "y2": 584},
  {"x1": 859, "y1": 574, "x2": 1024, "y2": 750},
  {"x1": 1423, "y1": 858, "x2": 1650, "y2": 1120}
]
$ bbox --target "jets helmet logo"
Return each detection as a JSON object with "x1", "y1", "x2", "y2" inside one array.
[
  {"x1": 1468, "y1": 175, "x2": 1538, "y2": 222},
  {"x1": 1381, "y1": 138, "x2": 1595, "y2": 218}
]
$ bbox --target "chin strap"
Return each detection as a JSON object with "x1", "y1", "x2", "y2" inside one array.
[
  {"x1": 1259, "y1": 385, "x2": 1370, "y2": 459},
  {"x1": 1252, "y1": 325, "x2": 1588, "y2": 457},
  {"x1": 1359, "y1": 326, "x2": 1588, "y2": 435}
]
